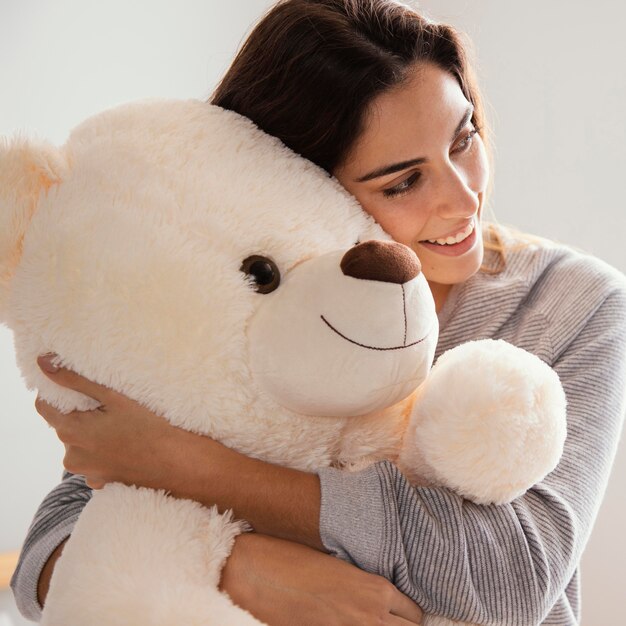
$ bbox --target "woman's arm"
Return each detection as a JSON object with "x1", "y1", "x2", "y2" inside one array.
[
  {"x1": 38, "y1": 537, "x2": 67, "y2": 607},
  {"x1": 13, "y1": 472, "x2": 423, "y2": 625},
  {"x1": 35, "y1": 357, "x2": 326, "y2": 550},
  {"x1": 10, "y1": 471, "x2": 92, "y2": 621},
  {"x1": 220, "y1": 533, "x2": 423, "y2": 626}
]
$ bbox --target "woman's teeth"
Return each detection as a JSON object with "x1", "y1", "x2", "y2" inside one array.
[{"x1": 426, "y1": 222, "x2": 474, "y2": 246}]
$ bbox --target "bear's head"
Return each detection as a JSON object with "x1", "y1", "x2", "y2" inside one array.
[{"x1": 0, "y1": 100, "x2": 439, "y2": 470}]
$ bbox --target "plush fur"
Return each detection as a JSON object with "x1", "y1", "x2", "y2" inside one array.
[{"x1": 1, "y1": 100, "x2": 567, "y2": 626}]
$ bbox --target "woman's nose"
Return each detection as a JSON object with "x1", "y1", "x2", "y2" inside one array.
[{"x1": 434, "y1": 165, "x2": 480, "y2": 219}]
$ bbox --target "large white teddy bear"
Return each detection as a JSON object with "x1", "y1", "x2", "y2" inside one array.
[{"x1": 0, "y1": 100, "x2": 566, "y2": 626}]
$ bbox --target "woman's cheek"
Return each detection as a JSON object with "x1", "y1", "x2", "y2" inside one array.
[
  {"x1": 378, "y1": 204, "x2": 425, "y2": 248},
  {"x1": 357, "y1": 189, "x2": 430, "y2": 248}
]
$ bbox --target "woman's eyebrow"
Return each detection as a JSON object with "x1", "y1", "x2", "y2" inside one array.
[
  {"x1": 354, "y1": 104, "x2": 475, "y2": 183},
  {"x1": 355, "y1": 157, "x2": 427, "y2": 182}
]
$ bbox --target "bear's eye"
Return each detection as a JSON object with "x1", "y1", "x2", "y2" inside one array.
[{"x1": 240, "y1": 255, "x2": 281, "y2": 294}]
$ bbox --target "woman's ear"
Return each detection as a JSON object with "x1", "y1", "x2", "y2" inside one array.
[{"x1": 0, "y1": 135, "x2": 67, "y2": 318}]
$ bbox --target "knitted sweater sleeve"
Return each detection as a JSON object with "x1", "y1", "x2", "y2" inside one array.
[
  {"x1": 317, "y1": 284, "x2": 626, "y2": 625},
  {"x1": 10, "y1": 472, "x2": 92, "y2": 621}
]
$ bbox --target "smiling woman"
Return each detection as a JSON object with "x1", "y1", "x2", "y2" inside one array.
[{"x1": 9, "y1": 1, "x2": 626, "y2": 625}]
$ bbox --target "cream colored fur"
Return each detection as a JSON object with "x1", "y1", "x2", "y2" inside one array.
[{"x1": 0, "y1": 100, "x2": 567, "y2": 626}]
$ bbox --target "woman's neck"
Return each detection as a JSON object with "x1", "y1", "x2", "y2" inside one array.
[{"x1": 428, "y1": 281, "x2": 453, "y2": 313}]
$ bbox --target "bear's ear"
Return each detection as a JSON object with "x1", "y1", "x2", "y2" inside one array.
[{"x1": 0, "y1": 135, "x2": 67, "y2": 316}]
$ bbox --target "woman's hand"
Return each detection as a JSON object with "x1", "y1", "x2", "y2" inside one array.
[
  {"x1": 221, "y1": 533, "x2": 423, "y2": 626},
  {"x1": 34, "y1": 353, "x2": 325, "y2": 549},
  {"x1": 35, "y1": 353, "x2": 194, "y2": 490}
]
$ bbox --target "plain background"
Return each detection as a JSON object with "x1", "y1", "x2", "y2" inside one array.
[{"x1": 0, "y1": 1, "x2": 624, "y2": 624}]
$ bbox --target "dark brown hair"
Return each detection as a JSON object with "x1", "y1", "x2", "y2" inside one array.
[{"x1": 211, "y1": 0, "x2": 487, "y2": 175}]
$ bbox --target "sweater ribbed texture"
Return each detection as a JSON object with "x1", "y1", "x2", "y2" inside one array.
[{"x1": 11, "y1": 472, "x2": 92, "y2": 621}]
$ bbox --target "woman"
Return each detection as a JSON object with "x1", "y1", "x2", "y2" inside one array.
[{"x1": 11, "y1": 1, "x2": 626, "y2": 624}]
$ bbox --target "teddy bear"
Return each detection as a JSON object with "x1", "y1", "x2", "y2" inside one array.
[{"x1": 0, "y1": 99, "x2": 567, "y2": 626}]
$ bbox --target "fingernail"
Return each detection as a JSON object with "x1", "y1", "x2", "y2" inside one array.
[{"x1": 38, "y1": 353, "x2": 59, "y2": 373}]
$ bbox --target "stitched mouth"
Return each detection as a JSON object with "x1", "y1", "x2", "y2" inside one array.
[{"x1": 320, "y1": 315, "x2": 431, "y2": 352}]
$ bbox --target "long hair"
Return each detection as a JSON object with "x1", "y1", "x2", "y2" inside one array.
[{"x1": 211, "y1": 0, "x2": 507, "y2": 270}]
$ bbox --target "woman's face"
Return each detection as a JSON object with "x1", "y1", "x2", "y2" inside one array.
[{"x1": 333, "y1": 62, "x2": 489, "y2": 307}]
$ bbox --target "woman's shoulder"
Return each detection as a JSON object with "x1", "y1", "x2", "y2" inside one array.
[
  {"x1": 482, "y1": 223, "x2": 626, "y2": 343},
  {"x1": 484, "y1": 223, "x2": 626, "y2": 301}
]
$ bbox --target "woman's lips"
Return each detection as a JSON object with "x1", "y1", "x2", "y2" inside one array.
[
  {"x1": 418, "y1": 222, "x2": 478, "y2": 257},
  {"x1": 426, "y1": 221, "x2": 474, "y2": 244}
]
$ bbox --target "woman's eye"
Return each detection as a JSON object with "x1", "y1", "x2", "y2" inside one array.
[
  {"x1": 453, "y1": 127, "x2": 479, "y2": 154},
  {"x1": 240, "y1": 255, "x2": 281, "y2": 294},
  {"x1": 383, "y1": 171, "x2": 421, "y2": 198}
]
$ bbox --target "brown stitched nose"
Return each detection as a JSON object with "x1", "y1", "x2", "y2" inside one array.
[{"x1": 340, "y1": 240, "x2": 421, "y2": 284}]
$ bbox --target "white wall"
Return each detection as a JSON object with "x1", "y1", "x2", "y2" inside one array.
[
  {"x1": 1, "y1": 1, "x2": 624, "y2": 624},
  {"x1": 418, "y1": 2, "x2": 626, "y2": 624}
]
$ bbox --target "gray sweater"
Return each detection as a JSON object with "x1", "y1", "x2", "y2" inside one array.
[{"x1": 11, "y1": 233, "x2": 626, "y2": 625}]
